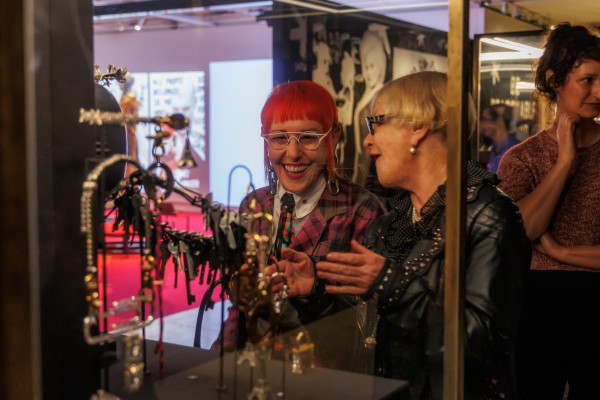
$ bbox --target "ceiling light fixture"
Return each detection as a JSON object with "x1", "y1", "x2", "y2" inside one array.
[
  {"x1": 480, "y1": 37, "x2": 543, "y2": 61},
  {"x1": 272, "y1": 0, "x2": 448, "y2": 15},
  {"x1": 493, "y1": 38, "x2": 543, "y2": 56},
  {"x1": 516, "y1": 81, "x2": 536, "y2": 91},
  {"x1": 478, "y1": 1, "x2": 555, "y2": 29},
  {"x1": 511, "y1": 5, "x2": 519, "y2": 18},
  {"x1": 134, "y1": 17, "x2": 145, "y2": 31},
  {"x1": 479, "y1": 52, "x2": 539, "y2": 61}
]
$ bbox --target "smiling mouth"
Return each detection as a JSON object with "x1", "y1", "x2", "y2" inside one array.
[
  {"x1": 284, "y1": 164, "x2": 308, "y2": 173},
  {"x1": 370, "y1": 154, "x2": 380, "y2": 161}
]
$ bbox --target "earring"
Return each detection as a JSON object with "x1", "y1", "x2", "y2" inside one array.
[
  {"x1": 268, "y1": 164, "x2": 278, "y2": 195},
  {"x1": 327, "y1": 176, "x2": 340, "y2": 195},
  {"x1": 409, "y1": 145, "x2": 417, "y2": 155}
]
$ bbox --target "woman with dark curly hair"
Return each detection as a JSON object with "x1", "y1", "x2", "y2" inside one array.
[{"x1": 497, "y1": 23, "x2": 600, "y2": 399}]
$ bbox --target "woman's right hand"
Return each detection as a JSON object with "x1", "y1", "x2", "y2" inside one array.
[
  {"x1": 555, "y1": 112, "x2": 581, "y2": 163},
  {"x1": 267, "y1": 248, "x2": 315, "y2": 297}
]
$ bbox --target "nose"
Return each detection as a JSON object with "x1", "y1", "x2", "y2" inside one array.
[
  {"x1": 286, "y1": 137, "x2": 302, "y2": 159},
  {"x1": 363, "y1": 131, "x2": 374, "y2": 149},
  {"x1": 593, "y1": 80, "x2": 600, "y2": 100}
]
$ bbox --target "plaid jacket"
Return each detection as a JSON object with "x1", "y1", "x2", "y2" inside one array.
[
  {"x1": 240, "y1": 180, "x2": 384, "y2": 259},
  {"x1": 237, "y1": 179, "x2": 384, "y2": 371}
]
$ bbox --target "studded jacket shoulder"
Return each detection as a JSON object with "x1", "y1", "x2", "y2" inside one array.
[{"x1": 363, "y1": 166, "x2": 530, "y2": 400}]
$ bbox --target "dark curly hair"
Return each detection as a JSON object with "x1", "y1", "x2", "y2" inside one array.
[{"x1": 535, "y1": 23, "x2": 600, "y2": 103}]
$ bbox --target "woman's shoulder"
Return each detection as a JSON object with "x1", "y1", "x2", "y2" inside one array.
[
  {"x1": 502, "y1": 130, "x2": 553, "y2": 161},
  {"x1": 465, "y1": 162, "x2": 519, "y2": 217},
  {"x1": 337, "y1": 180, "x2": 384, "y2": 207},
  {"x1": 467, "y1": 181, "x2": 522, "y2": 227},
  {"x1": 240, "y1": 186, "x2": 272, "y2": 211}
]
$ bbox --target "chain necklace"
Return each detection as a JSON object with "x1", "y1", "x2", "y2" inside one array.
[
  {"x1": 356, "y1": 297, "x2": 379, "y2": 349},
  {"x1": 411, "y1": 204, "x2": 422, "y2": 224}
]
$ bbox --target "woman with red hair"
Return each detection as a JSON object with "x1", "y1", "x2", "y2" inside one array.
[{"x1": 216, "y1": 80, "x2": 383, "y2": 371}]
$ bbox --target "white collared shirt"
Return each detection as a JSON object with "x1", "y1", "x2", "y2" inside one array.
[{"x1": 271, "y1": 176, "x2": 327, "y2": 246}]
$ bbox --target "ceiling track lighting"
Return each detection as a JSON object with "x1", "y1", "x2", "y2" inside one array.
[{"x1": 479, "y1": 0, "x2": 555, "y2": 29}]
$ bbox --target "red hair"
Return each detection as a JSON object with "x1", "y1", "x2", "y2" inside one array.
[{"x1": 261, "y1": 80, "x2": 338, "y2": 182}]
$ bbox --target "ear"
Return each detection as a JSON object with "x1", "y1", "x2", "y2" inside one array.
[
  {"x1": 331, "y1": 123, "x2": 342, "y2": 148},
  {"x1": 411, "y1": 125, "x2": 429, "y2": 148}
]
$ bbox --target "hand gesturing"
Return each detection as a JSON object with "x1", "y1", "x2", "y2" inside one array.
[
  {"x1": 316, "y1": 240, "x2": 386, "y2": 295},
  {"x1": 267, "y1": 248, "x2": 315, "y2": 298}
]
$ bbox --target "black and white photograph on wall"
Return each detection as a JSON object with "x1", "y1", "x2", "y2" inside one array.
[
  {"x1": 149, "y1": 72, "x2": 207, "y2": 194},
  {"x1": 272, "y1": 1, "x2": 447, "y2": 195},
  {"x1": 107, "y1": 71, "x2": 209, "y2": 198}
]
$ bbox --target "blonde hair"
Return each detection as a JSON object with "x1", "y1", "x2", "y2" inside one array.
[{"x1": 371, "y1": 71, "x2": 476, "y2": 138}]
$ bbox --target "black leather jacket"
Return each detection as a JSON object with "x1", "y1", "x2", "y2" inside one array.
[{"x1": 364, "y1": 165, "x2": 530, "y2": 400}]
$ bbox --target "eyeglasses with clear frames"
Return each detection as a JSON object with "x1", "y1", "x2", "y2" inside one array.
[
  {"x1": 365, "y1": 115, "x2": 385, "y2": 135},
  {"x1": 261, "y1": 125, "x2": 333, "y2": 150}
]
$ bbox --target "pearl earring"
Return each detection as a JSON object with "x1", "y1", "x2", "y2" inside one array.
[{"x1": 409, "y1": 145, "x2": 417, "y2": 155}]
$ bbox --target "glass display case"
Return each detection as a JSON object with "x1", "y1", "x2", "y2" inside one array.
[
  {"x1": 9, "y1": 1, "x2": 592, "y2": 399},
  {"x1": 474, "y1": 30, "x2": 546, "y2": 169}
]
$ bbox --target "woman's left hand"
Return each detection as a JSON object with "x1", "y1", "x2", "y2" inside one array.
[{"x1": 316, "y1": 240, "x2": 386, "y2": 295}]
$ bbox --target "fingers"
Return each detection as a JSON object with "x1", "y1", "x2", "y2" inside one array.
[
  {"x1": 317, "y1": 270, "x2": 366, "y2": 288},
  {"x1": 324, "y1": 251, "x2": 364, "y2": 265},
  {"x1": 281, "y1": 247, "x2": 308, "y2": 264},
  {"x1": 271, "y1": 281, "x2": 285, "y2": 294},
  {"x1": 350, "y1": 239, "x2": 369, "y2": 254},
  {"x1": 317, "y1": 260, "x2": 364, "y2": 277},
  {"x1": 325, "y1": 285, "x2": 365, "y2": 295},
  {"x1": 533, "y1": 242, "x2": 547, "y2": 255}
]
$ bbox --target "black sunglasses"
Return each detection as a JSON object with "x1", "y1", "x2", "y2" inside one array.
[{"x1": 365, "y1": 115, "x2": 385, "y2": 135}]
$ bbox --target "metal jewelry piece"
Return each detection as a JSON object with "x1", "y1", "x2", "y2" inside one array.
[
  {"x1": 122, "y1": 335, "x2": 144, "y2": 393},
  {"x1": 290, "y1": 331, "x2": 315, "y2": 375},
  {"x1": 79, "y1": 109, "x2": 189, "y2": 130},
  {"x1": 268, "y1": 165, "x2": 278, "y2": 195},
  {"x1": 93, "y1": 63, "x2": 128, "y2": 85},
  {"x1": 81, "y1": 154, "x2": 156, "y2": 345},
  {"x1": 327, "y1": 176, "x2": 340, "y2": 195}
]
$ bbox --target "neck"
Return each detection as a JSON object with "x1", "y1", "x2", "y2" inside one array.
[
  {"x1": 408, "y1": 144, "x2": 448, "y2": 215},
  {"x1": 549, "y1": 118, "x2": 600, "y2": 147}
]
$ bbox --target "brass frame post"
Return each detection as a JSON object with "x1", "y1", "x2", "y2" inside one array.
[{"x1": 445, "y1": 0, "x2": 469, "y2": 399}]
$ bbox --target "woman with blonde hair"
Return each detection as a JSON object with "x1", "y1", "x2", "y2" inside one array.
[{"x1": 308, "y1": 71, "x2": 530, "y2": 399}]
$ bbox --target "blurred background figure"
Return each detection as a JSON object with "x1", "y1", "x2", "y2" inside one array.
[
  {"x1": 334, "y1": 50, "x2": 356, "y2": 167},
  {"x1": 119, "y1": 71, "x2": 140, "y2": 176},
  {"x1": 353, "y1": 26, "x2": 389, "y2": 185},
  {"x1": 162, "y1": 79, "x2": 200, "y2": 174},
  {"x1": 479, "y1": 103, "x2": 520, "y2": 173}
]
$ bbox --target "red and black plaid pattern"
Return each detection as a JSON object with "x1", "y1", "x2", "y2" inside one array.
[
  {"x1": 270, "y1": 192, "x2": 295, "y2": 263},
  {"x1": 240, "y1": 180, "x2": 384, "y2": 260}
]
